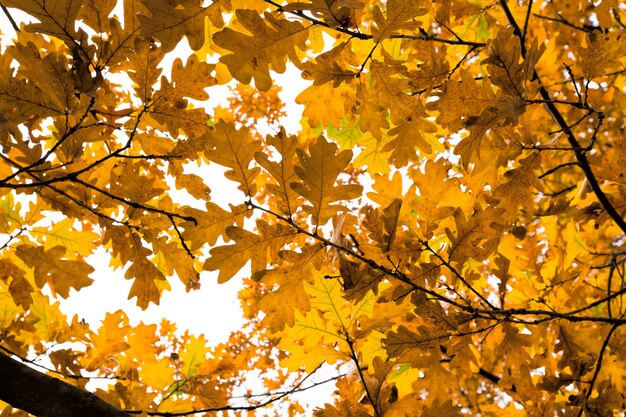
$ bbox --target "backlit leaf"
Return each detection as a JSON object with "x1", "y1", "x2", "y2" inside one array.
[
  {"x1": 291, "y1": 136, "x2": 362, "y2": 227},
  {"x1": 213, "y1": 10, "x2": 308, "y2": 91}
]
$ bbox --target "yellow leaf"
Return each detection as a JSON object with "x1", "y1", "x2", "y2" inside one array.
[
  {"x1": 151, "y1": 236, "x2": 200, "y2": 290},
  {"x1": 291, "y1": 136, "x2": 363, "y2": 227},
  {"x1": 298, "y1": 82, "x2": 354, "y2": 128},
  {"x1": 382, "y1": 118, "x2": 438, "y2": 166},
  {"x1": 16, "y1": 244, "x2": 93, "y2": 298},
  {"x1": 30, "y1": 218, "x2": 98, "y2": 258},
  {"x1": 258, "y1": 244, "x2": 324, "y2": 332},
  {"x1": 371, "y1": 0, "x2": 429, "y2": 42},
  {"x1": 125, "y1": 233, "x2": 170, "y2": 309},
  {"x1": 138, "y1": 0, "x2": 223, "y2": 53},
  {"x1": 181, "y1": 203, "x2": 249, "y2": 250},
  {"x1": 140, "y1": 357, "x2": 176, "y2": 391},
  {"x1": 180, "y1": 335, "x2": 210, "y2": 377},
  {"x1": 255, "y1": 129, "x2": 301, "y2": 216},
  {"x1": 213, "y1": 10, "x2": 308, "y2": 91},
  {"x1": 122, "y1": 37, "x2": 165, "y2": 103},
  {"x1": 103, "y1": 228, "x2": 168, "y2": 309},
  {"x1": 204, "y1": 221, "x2": 294, "y2": 283},
  {"x1": 0, "y1": 284, "x2": 21, "y2": 328},
  {"x1": 29, "y1": 293, "x2": 70, "y2": 344},
  {"x1": 353, "y1": 133, "x2": 391, "y2": 174},
  {"x1": 83, "y1": 311, "x2": 130, "y2": 372},
  {"x1": 577, "y1": 32, "x2": 626, "y2": 80},
  {"x1": 3, "y1": 0, "x2": 82, "y2": 43},
  {"x1": 0, "y1": 258, "x2": 34, "y2": 309},
  {"x1": 482, "y1": 27, "x2": 544, "y2": 98},
  {"x1": 204, "y1": 121, "x2": 261, "y2": 197}
]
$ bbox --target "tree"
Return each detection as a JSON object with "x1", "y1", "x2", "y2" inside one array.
[{"x1": 1, "y1": 0, "x2": 626, "y2": 415}]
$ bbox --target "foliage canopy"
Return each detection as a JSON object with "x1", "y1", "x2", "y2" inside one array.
[{"x1": 1, "y1": 0, "x2": 626, "y2": 416}]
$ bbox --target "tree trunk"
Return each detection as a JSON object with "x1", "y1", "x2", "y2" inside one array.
[{"x1": 0, "y1": 351, "x2": 130, "y2": 417}]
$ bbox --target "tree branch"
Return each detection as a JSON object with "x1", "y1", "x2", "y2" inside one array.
[
  {"x1": 0, "y1": 2, "x2": 19, "y2": 32},
  {"x1": 499, "y1": 0, "x2": 626, "y2": 235},
  {"x1": 262, "y1": 0, "x2": 486, "y2": 47},
  {"x1": 576, "y1": 323, "x2": 619, "y2": 417},
  {"x1": 147, "y1": 363, "x2": 326, "y2": 416},
  {"x1": 0, "y1": 351, "x2": 130, "y2": 417}
]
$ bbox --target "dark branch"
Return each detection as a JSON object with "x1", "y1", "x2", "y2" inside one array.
[
  {"x1": 0, "y1": 2, "x2": 19, "y2": 32},
  {"x1": 0, "y1": 350, "x2": 130, "y2": 417},
  {"x1": 499, "y1": 0, "x2": 626, "y2": 235}
]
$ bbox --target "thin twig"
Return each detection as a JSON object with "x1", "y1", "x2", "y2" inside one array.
[
  {"x1": 533, "y1": 12, "x2": 597, "y2": 33},
  {"x1": 246, "y1": 200, "x2": 471, "y2": 312},
  {"x1": 262, "y1": 0, "x2": 486, "y2": 47},
  {"x1": 538, "y1": 161, "x2": 578, "y2": 179},
  {"x1": 576, "y1": 323, "x2": 619, "y2": 417},
  {"x1": 422, "y1": 240, "x2": 497, "y2": 310},
  {"x1": 0, "y1": 2, "x2": 19, "y2": 32},
  {"x1": 499, "y1": 0, "x2": 626, "y2": 235},
  {"x1": 0, "y1": 345, "x2": 128, "y2": 381},
  {"x1": 146, "y1": 363, "x2": 326, "y2": 416},
  {"x1": 564, "y1": 63, "x2": 582, "y2": 102},
  {"x1": 521, "y1": 0, "x2": 534, "y2": 42},
  {"x1": 358, "y1": 42, "x2": 379, "y2": 75},
  {"x1": 347, "y1": 337, "x2": 380, "y2": 417}
]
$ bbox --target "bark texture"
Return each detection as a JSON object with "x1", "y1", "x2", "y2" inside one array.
[{"x1": 0, "y1": 351, "x2": 130, "y2": 417}]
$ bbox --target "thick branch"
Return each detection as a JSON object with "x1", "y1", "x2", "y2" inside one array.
[{"x1": 0, "y1": 351, "x2": 130, "y2": 417}]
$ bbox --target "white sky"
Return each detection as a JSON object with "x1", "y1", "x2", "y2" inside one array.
[
  {"x1": 1, "y1": 7, "x2": 339, "y2": 414},
  {"x1": 0, "y1": 6, "x2": 309, "y2": 341}
]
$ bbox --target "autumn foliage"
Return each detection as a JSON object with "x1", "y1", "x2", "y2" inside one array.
[{"x1": 2, "y1": 0, "x2": 626, "y2": 416}]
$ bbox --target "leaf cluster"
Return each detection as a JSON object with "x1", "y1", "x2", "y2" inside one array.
[{"x1": 1, "y1": 0, "x2": 626, "y2": 416}]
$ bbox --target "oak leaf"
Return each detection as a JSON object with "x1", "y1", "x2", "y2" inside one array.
[
  {"x1": 482, "y1": 27, "x2": 543, "y2": 98},
  {"x1": 382, "y1": 118, "x2": 438, "y2": 166},
  {"x1": 125, "y1": 233, "x2": 169, "y2": 309},
  {"x1": 83, "y1": 311, "x2": 130, "y2": 372},
  {"x1": 282, "y1": 0, "x2": 363, "y2": 28},
  {"x1": 102, "y1": 227, "x2": 168, "y2": 309},
  {"x1": 298, "y1": 82, "x2": 355, "y2": 127},
  {"x1": 29, "y1": 294, "x2": 71, "y2": 343},
  {"x1": 213, "y1": 10, "x2": 308, "y2": 91},
  {"x1": 371, "y1": 0, "x2": 429, "y2": 42},
  {"x1": 138, "y1": 0, "x2": 226, "y2": 53},
  {"x1": 123, "y1": 37, "x2": 165, "y2": 103},
  {"x1": 16, "y1": 244, "x2": 93, "y2": 298},
  {"x1": 181, "y1": 203, "x2": 249, "y2": 250},
  {"x1": 577, "y1": 32, "x2": 626, "y2": 80},
  {"x1": 203, "y1": 221, "x2": 295, "y2": 283},
  {"x1": 410, "y1": 160, "x2": 457, "y2": 236},
  {"x1": 257, "y1": 244, "x2": 324, "y2": 332},
  {"x1": 179, "y1": 335, "x2": 210, "y2": 377},
  {"x1": 278, "y1": 276, "x2": 355, "y2": 372},
  {"x1": 255, "y1": 129, "x2": 301, "y2": 216},
  {"x1": 445, "y1": 208, "x2": 500, "y2": 266},
  {"x1": 300, "y1": 42, "x2": 358, "y2": 87},
  {"x1": 204, "y1": 121, "x2": 261, "y2": 197},
  {"x1": 291, "y1": 136, "x2": 363, "y2": 227},
  {"x1": 0, "y1": 258, "x2": 34, "y2": 309},
  {"x1": 3, "y1": 0, "x2": 82, "y2": 43}
]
